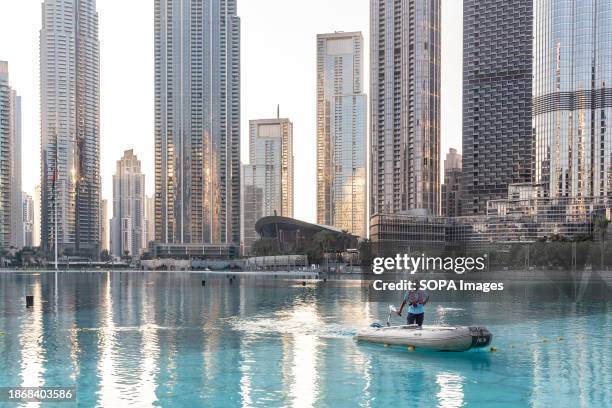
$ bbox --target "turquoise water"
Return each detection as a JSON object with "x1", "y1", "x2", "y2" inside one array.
[{"x1": 0, "y1": 271, "x2": 609, "y2": 407}]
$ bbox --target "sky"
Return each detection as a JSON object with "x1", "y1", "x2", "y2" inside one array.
[{"x1": 0, "y1": 0, "x2": 462, "y2": 224}]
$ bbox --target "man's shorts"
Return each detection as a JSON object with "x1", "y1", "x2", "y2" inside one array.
[{"x1": 408, "y1": 313, "x2": 424, "y2": 327}]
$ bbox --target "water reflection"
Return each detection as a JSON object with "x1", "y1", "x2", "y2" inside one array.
[
  {"x1": 0, "y1": 272, "x2": 608, "y2": 407},
  {"x1": 286, "y1": 303, "x2": 320, "y2": 408},
  {"x1": 136, "y1": 275, "x2": 159, "y2": 406},
  {"x1": 19, "y1": 277, "x2": 44, "y2": 408},
  {"x1": 97, "y1": 272, "x2": 123, "y2": 406},
  {"x1": 436, "y1": 373, "x2": 464, "y2": 408}
]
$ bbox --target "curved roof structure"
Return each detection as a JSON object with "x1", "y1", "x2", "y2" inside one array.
[{"x1": 255, "y1": 216, "x2": 353, "y2": 239}]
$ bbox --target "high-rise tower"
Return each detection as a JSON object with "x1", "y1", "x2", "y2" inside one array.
[
  {"x1": 0, "y1": 61, "x2": 22, "y2": 249},
  {"x1": 316, "y1": 32, "x2": 367, "y2": 237},
  {"x1": 461, "y1": 0, "x2": 533, "y2": 215},
  {"x1": 155, "y1": 0, "x2": 241, "y2": 246},
  {"x1": 442, "y1": 148, "x2": 462, "y2": 218},
  {"x1": 370, "y1": 0, "x2": 441, "y2": 217},
  {"x1": 111, "y1": 150, "x2": 145, "y2": 258},
  {"x1": 533, "y1": 0, "x2": 612, "y2": 199},
  {"x1": 242, "y1": 118, "x2": 293, "y2": 252},
  {"x1": 40, "y1": 0, "x2": 100, "y2": 258}
]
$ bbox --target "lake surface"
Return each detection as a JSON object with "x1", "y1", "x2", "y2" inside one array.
[{"x1": 0, "y1": 271, "x2": 609, "y2": 407}]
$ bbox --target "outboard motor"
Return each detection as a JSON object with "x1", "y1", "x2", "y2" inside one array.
[{"x1": 469, "y1": 326, "x2": 493, "y2": 348}]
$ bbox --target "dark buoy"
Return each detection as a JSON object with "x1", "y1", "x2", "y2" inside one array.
[
  {"x1": 26, "y1": 295, "x2": 34, "y2": 308},
  {"x1": 202, "y1": 280, "x2": 206, "y2": 286},
  {"x1": 229, "y1": 278, "x2": 233, "y2": 284},
  {"x1": 302, "y1": 281, "x2": 306, "y2": 286},
  {"x1": 323, "y1": 278, "x2": 327, "y2": 282}
]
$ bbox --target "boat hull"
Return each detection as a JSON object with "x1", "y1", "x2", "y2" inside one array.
[{"x1": 355, "y1": 325, "x2": 492, "y2": 351}]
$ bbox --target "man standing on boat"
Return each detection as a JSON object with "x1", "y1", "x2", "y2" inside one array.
[{"x1": 397, "y1": 286, "x2": 429, "y2": 328}]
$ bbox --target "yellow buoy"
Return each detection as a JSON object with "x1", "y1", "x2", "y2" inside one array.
[
  {"x1": 408, "y1": 345, "x2": 415, "y2": 352},
  {"x1": 490, "y1": 347, "x2": 497, "y2": 352}
]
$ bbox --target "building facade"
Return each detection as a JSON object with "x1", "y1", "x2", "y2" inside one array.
[
  {"x1": 40, "y1": 0, "x2": 100, "y2": 259},
  {"x1": 110, "y1": 150, "x2": 145, "y2": 258},
  {"x1": 370, "y1": 0, "x2": 441, "y2": 217},
  {"x1": 316, "y1": 32, "x2": 367, "y2": 237},
  {"x1": 371, "y1": 195, "x2": 604, "y2": 255},
  {"x1": 0, "y1": 61, "x2": 22, "y2": 249},
  {"x1": 100, "y1": 199, "x2": 108, "y2": 252},
  {"x1": 533, "y1": 0, "x2": 612, "y2": 199},
  {"x1": 22, "y1": 193, "x2": 34, "y2": 247},
  {"x1": 442, "y1": 148, "x2": 462, "y2": 217},
  {"x1": 461, "y1": 0, "x2": 533, "y2": 215},
  {"x1": 243, "y1": 118, "x2": 293, "y2": 252},
  {"x1": 33, "y1": 185, "x2": 41, "y2": 247},
  {"x1": 155, "y1": 0, "x2": 241, "y2": 247},
  {"x1": 145, "y1": 195, "x2": 154, "y2": 246}
]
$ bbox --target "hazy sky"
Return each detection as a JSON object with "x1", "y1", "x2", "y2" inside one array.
[{"x1": 0, "y1": 0, "x2": 462, "y2": 223}]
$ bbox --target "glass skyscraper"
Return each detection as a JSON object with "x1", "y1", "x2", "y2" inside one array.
[
  {"x1": 40, "y1": 0, "x2": 100, "y2": 259},
  {"x1": 0, "y1": 61, "x2": 22, "y2": 249},
  {"x1": 242, "y1": 118, "x2": 293, "y2": 252},
  {"x1": 461, "y1": 0, "x2": 533, "y2": 215},
  {"x1": 316, "y1": 32, "x2": 367, "y2": 237},
  {"x1": 442, "y1": 148, "x2": 462, "y2": 218},
  {"x1": 370, "y1": 0, "x2": 441, "y2": 218},
  {"x1": 533, "y1": 0, "x2": 612, "y2": 198},
  {"x1": 111, "y1": 150, "x2": 145, "y2": 258},
  {"x1": 155, "y1": 0, "x2": 241, "y2": 246}
]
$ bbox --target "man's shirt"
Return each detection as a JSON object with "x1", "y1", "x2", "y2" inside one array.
[{"x1": 403, "y1": 290, "x2": 427, "y2": 314}]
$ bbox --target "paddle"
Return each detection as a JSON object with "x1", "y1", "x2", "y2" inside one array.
[{"x1": 387, "y1": 305, "x2": 398, "y2": 326}]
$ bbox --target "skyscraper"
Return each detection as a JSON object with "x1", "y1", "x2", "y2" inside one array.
[
  {"x1": 155, "y1": 0, "x2": 241, "y2": 247},
  {"x1": 442, "y1": 148, "x2": 462, "y2": 218},
  {"x1": 111, "y1": 150, "x2": 145, "y2": 258},
  {"x1": 316, "y1": 32, "x2": 367, "y2": 237},
  {"x1": 461, "y1": 0, "x2": 533, "y2": 215},
  {"x1": 33, "y1": 185, "x2": 41, "y2": 247},
  {"x1": 243, "y1": 118, "x2": 293, "y2": 252},
  {"x1": 100, "y1": 199, "x2": 108, "y2": 252},
  {"x1": 145, "y1": 195, "x2": 154, "y2": 246},
  {"x1": 370, "y1": 0, "x2": 441, "y2": 217},
  {"x1": 0, "y1": 61, "x2": 22, "y2": 249},
  {"x1": 533, "y1": 0, "x2": 612, "y2": 198},
  {"x1": 22, "y1": 193, "x2": 34, "y2": 247},
  {"x1": 40, "y1": 0, "x2": 100, "y2": 259}
]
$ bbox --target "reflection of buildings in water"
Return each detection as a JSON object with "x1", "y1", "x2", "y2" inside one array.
[
  {"x1": 95, "y1": 272, "x2": 162, "y2": 406},
  {"x1": 97, "y1": 272, "x2": 123, "y2": 406},
  {"x1": 238, "y1": 280, "x2": 253, "y2": 405},
  {"x1": 238, "y1": 336, "x2": 253, "y2": 407},
  {"x1": 529, "y1": 312, "x2": 609, "y2": 408},
  {"x1": 136, "y1": 279, "x2": 160, "y2": 407},
  {"x1": 278, "y1": 303, "x2": 321, "y2": 408},
  {"x1": 20, "y1": 278, "x2": 45, "y2": 389},
  {"x1": 436, "y1": 372, "x2": 465, "y2": 408},
  {"x1": 200, "y1": 280, "x2": 223, "y2": 397},
  {"x1": 160, "y1": 283, "x2": 179, "y2": 396},
  {"x1": 343, "y1": 302, "x2": 374, "y2": 407}
]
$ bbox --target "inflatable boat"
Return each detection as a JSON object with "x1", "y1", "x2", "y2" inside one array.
[
  {"x1": 355, "y1": 305, "x2": 493, "y2": 351},
  {"x1": 355, "y1": 324, "x2": 492, "y2": 351}
]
